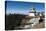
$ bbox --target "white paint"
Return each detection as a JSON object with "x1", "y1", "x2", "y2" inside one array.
[{"x1": 28, "y1": 13, "x2": 35, "y2": 16}]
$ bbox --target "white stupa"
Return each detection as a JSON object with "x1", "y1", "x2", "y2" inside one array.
[{"x1": 28, "y1": 7, "x2": 36, "y2": 16}]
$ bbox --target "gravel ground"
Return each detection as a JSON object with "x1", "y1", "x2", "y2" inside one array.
[{"x1": 31, "y1": 21, "x2": 45, "y2": 29}]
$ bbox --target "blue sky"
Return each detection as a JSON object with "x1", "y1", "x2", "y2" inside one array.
[{"x1": 6, "y1": 1, "x2": 45, "y2": 15}]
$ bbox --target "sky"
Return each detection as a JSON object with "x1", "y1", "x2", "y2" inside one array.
[{"x1": 6, "y1": 1, "x2": 45, "y2": 15}]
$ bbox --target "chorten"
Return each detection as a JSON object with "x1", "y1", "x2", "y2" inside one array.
[{"x1": 28, "y1": 5, "x2": 36, "y2": 16}]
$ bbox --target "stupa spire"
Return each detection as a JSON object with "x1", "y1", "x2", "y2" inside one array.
[{"x1": 30, "y1": 3, "x2": 36, "y2": 13}]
